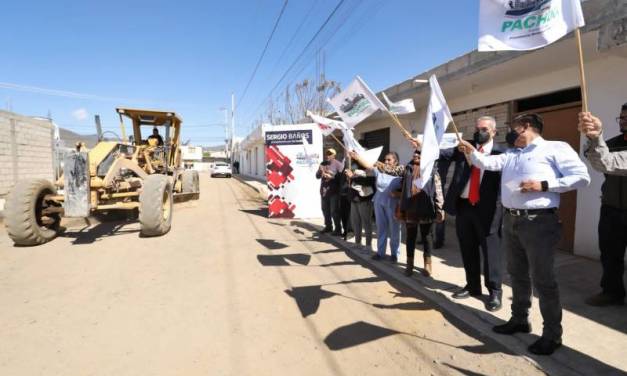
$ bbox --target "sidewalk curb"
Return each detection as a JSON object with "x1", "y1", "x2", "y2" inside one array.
[
  {"x1": 232, "y1": 175, "x2": 267, "y2": 200},
  {"x1": 299, "y1": 221, "x2": 585, "y2": 376}
]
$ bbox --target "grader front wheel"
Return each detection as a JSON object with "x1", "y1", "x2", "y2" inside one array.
[
  {"x1": 4, "y1": 179, "x2": 61, "y2": 246},
  {"x1": 139, "y1": 175, "x2": 173, "y2": 237}
]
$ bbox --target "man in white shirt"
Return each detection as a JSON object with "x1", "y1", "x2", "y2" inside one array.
[{"x1": 459, "y1": 113, "x2": 590, "y2": 356}]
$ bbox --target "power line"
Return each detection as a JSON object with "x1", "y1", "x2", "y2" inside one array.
[
  {"x1": 263, "y1": 0, "x2": 346, "y2": 105},
  {"x1": 265, "y1": 0, "x2": 318, "y2": 81},
  {"x1": 237, "y1": 0, "x2": 290, "y2": 110},
  {"x1": 58, "y1": 123, "x2": 227, "y2": 129},
  {"x1": 242, "y1": 0, "x2": 351, "y2": 126}
]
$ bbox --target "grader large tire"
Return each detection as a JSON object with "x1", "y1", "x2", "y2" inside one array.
[
  {"x1": 181, "y1": 170, "x2": 200, "y2": 199},
  {"x1": 5, "y1": 179, "x2": 61, "y2": 246},
  {"x1": 139, "y1": 175, "x2": 173, "y2": 237}
]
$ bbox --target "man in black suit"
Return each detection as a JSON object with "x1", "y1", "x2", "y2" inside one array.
[{"x1": 439, "y1": 116, "x2": 504, "y2": 311}]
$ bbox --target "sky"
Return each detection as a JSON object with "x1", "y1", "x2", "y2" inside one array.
[{"x1": 1, "y1": 0, "x2": 480, "y2": 146}]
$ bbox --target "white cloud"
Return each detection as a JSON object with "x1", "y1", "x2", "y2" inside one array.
[{"x1": 71, "y1": 108, "x2": 89, "y2": 121}]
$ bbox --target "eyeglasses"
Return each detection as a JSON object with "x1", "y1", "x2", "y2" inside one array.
[{"x1": 616, "y1": 117, "x2": 627, "y2": 124}]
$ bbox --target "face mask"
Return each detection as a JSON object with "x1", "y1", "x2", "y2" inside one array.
[
  {"x1": 505, "y1": 129, "x2": 521, "y2": 147},
  {"x1": 473, "y1": 130, "x2": 490, "y2": 145}
]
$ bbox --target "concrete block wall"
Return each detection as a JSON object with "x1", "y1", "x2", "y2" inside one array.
[
  {"x1": 452, "y1": 102, "x2": 511, "y2": 143},
  {"x1": 0, "y1": 111, "x2": 54, "y2": 197}
]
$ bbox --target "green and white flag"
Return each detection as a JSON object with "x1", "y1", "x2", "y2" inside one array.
[
  {"x1": 478, "y1": 0, "x2": 585, "y2": 51},
  {"x1": 328, "y1": 76, "x2": 386, "y2": 129},
  {"x1": 307, "y1": 111, "x2": 347, "y2": 136},
  {"x1": 420, "y1": 75, "x2": 453, "y2": 188},
  {"x1": 381, "y1": 92, "x2": 415, "y2": 115}
]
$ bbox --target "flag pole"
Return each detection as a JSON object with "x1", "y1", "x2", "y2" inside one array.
[
  {"x1": 449, "y1": 119, "x2": 472, "y2": 164},
  {"x1": 574, "y1": 28, "x2": 589, "y2": 112},
  {"x1": 329, "y1": 132, "x2": 348, "y2": 151},
  {"x1": 385, "y1": 109, "x2": 413, "y2": 140}
]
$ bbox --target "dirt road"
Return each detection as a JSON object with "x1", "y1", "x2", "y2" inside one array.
[{"x1": 0, "y1": 176, "x2": 543, "y2": 375}]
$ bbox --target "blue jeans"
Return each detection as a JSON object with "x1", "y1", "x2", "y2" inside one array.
[{"x1": 374, "y1": 200, "x2": 400, "y2": 257}]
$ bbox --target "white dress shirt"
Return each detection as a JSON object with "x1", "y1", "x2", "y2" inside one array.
[
  {"x1": 470, "y1": 137, "x2": 590, "y2": 209},
  {"x1": 460, "y1": 139, "x2": 494, "y2": 199}
]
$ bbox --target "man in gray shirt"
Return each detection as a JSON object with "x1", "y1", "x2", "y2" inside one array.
[
  {"x1": 579, "y1": 104, "x2": 627, "y2": 307},
  {"x1": 580, "y1": 106, "x2": 627, "y2": 175}
]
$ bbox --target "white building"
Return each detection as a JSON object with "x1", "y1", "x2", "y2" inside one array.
[
  {"x1": 180, "y1": 145, "x2": 203, "y2": 169},
  {"x1": 350, "y1": 0, "x2": 627, "y2": 259},
  {"x1": 237, "y1": 125, "x2": 266, "y2": 179}
]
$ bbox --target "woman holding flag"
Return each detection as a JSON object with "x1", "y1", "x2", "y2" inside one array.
[
  {"x1": 398, "y1": 149, "x2": 445, "y2": 277},
  {"x1": 349, "y1": 150, "x2": 404, "y2": 263}
]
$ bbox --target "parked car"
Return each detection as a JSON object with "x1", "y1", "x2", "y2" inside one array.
[{"x1": 211, "y1": 162, "x2": 232, "y2": 178}]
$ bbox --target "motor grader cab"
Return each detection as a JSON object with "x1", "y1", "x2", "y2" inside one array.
[{"x1": 4, "y1": 108, "x2": 200, "y2": 246}]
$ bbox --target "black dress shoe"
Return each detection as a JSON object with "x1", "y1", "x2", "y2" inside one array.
[
  {"x1": 528, "y1": 337, "x2": 562, "y2": 355},
  {"x1": 320, "y1": 227, "x2": 332, "y2": 233},
  {"x1": 493, "y1": 319, "x2": 532, "y2": 335},
  {"x1": 371, "y1": 254, "x2": 382, "y2": 261},
  {"x1": 452, "y1": 287, "x2": 481, "y2": 299},
  {"x1": 390, "y1": 255, "x2": 398, "y2": 263},
  {"x1": 332, "y1": 230, "x2": 342, "y2": 236},
  {"x1": 486, "y1": 290, "x2": 503, "y2": 312}
]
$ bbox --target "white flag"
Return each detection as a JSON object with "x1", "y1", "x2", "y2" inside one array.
[
  {"x1": 360, "y1": 146, "x2": 383, "y2": 167},
  {"x1": 340, "y1": 127, "x2": 366, "y2": 155},
  {"x1": 420, "y1": 75, "x2": 453, "y2": 188},
  {"x1": 307, "y1": 111, "x2": 346, "y2": 136},
  {"x1": 381, "y1": 92, "x2": 415, "y2": 115},
  {"x1": 478, "y1": 0, "x2": 585, "y2": 51},
  {"x1": 328, "y1": 76, "x2": 386, "y2": 129}
]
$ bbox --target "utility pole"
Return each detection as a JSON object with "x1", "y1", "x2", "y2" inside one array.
[
  {"x1": 231, "y1": 93, "x2": 235, "y2": 162},
  {"x1": 220, "y1": 107, "x2": 228, "y2": 158}
]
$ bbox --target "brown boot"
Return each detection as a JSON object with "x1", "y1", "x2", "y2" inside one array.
[
  {"x1": 405, "y1": 256, "x2": 414, "y2": 276},
  {"x1": 423, "y1": 256, "x2": 432, "y2": 277}
]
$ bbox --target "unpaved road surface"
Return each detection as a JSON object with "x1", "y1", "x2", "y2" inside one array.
[{"x1": 0, "y1": 176, "x2": 544, "y2": 375}]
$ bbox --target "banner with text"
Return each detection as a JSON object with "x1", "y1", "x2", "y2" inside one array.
[
  {"x1": 478, "y1": 0, "x2": 585, "y2": 51},
  {"x1": 264, "y1": 124, "x2": 323, "y2": 219}
]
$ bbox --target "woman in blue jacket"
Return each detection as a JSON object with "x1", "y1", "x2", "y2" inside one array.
[{"x1": 349, "y1": 150, "x2": 404, "y2": 263}]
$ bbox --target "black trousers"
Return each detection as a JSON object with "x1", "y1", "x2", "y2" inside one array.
[
  {"x1": 435, "y1": 220, "x2": 446, "y2": 246},
  {"x1": 321, "y1": 194, "x2": 341, "y2": 231},
  {"x1": 598, "y1": 205, "x2": 627, "y2": 299},
  {"x1": 504, "y1": 211, "x2": 562, "y2": 340},
  {"x1": 339, "y1": 195, "x2": 351, "y2": 234},
  {"x1": 455, "y1": 199, "x2": 502, "y2": 293},
  {"x1": 406, "y1": 222, "x2": 433, "y2": 258}
]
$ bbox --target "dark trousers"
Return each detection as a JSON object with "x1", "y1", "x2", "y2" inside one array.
[
  {"x1": 598, "y1": 205, "x2": 627, "y2": 299},
  {"x1": 339, "y1": 195, "x2": 351, "y2": 234},
  {"x1": 321, "y1": 194, "x2": 341, "y2": 231},
  {"x1": 406, "y1": 222, "x2": 433, "y2": 258},
  {"x1": 503, "y1": 211, "x2": 562, "y2": 341},
  {"x1": 455, "y1": 199, "x2": 502, "y2": 293},
  {"x1": 435, "y1": 220, "x2": 446, "y2": 246}
]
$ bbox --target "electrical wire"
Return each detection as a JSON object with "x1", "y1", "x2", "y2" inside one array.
[
  {"x1": 241, "y1": 0, "x2": 348, "y2": 126},
  {"x1": 265, "y1": 0, "x2": 318, "y2": 81},
  {"x1": 237, "y1": 0, "x2": 290, "y2": 110}
]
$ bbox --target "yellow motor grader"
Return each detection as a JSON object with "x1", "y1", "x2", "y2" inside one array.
[{"x1": 4, "y1": 108, "x2": 200, "y2": 246}]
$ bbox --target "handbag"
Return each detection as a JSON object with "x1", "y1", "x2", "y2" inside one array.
[{"x1": 394, "y1": 202, "x2": 406, "y2": 222}]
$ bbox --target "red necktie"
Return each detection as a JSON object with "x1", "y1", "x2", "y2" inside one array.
[{"x1": 468, "y1": 146, "x2": 482, "y2": 205}]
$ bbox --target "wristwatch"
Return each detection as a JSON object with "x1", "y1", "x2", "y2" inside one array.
[{"x1": 541, "y1": 180, "x2": 549, "y2": 192}]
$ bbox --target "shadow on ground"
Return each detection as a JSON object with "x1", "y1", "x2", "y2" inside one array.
[
  {"x1": 60, "y1": 216, "x2": 139, "y2": 245},
  {"x1": 282, "y1": 218, "x2": 626, "y2": 375}
]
